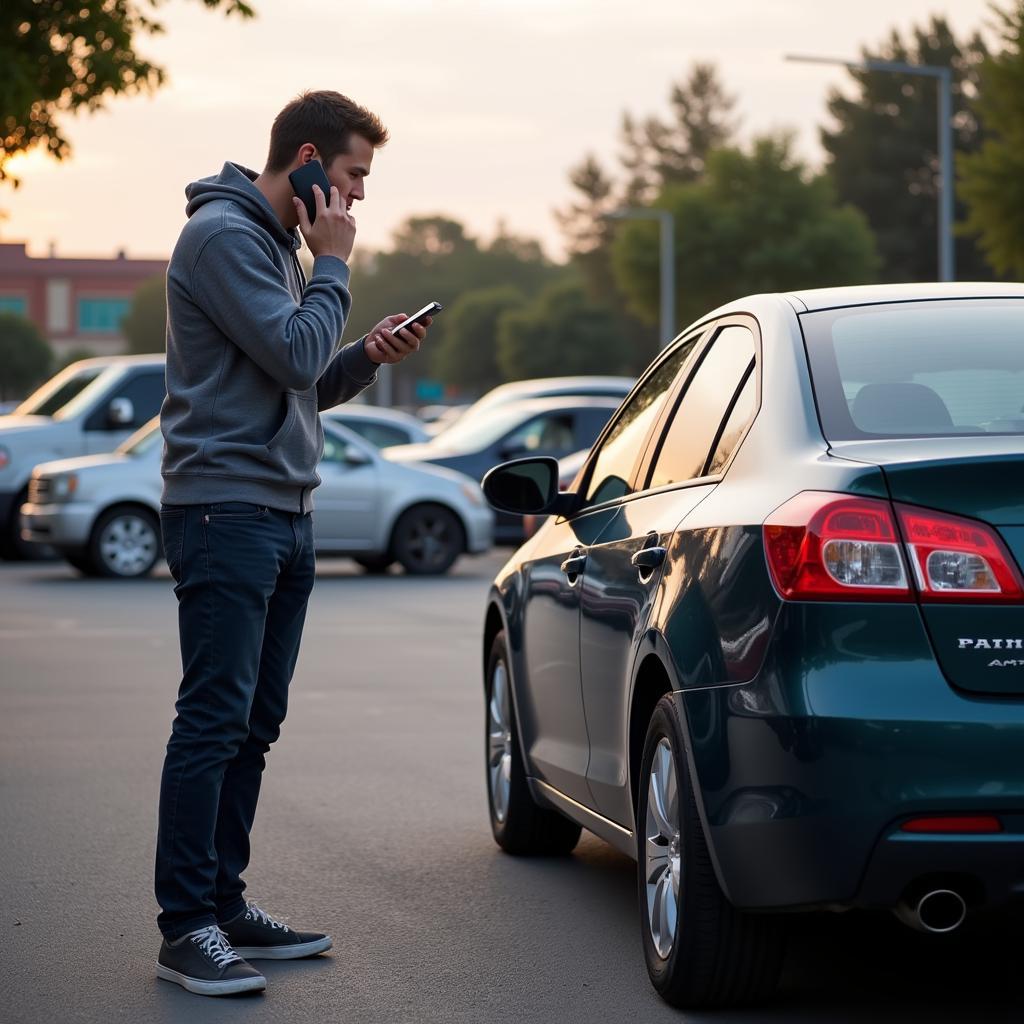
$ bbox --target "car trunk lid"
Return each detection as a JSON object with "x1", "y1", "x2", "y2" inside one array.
[{"x1": 832, "y1": 437, "x2": 1024, "y2": 695}]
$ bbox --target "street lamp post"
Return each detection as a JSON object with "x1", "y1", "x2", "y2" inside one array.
[
  {"x1": 607, "y1": 207, "x2": 676, "y2": 348},
  {"x1": 786, "y1": 54, "x2": 955, "y2": 282}
]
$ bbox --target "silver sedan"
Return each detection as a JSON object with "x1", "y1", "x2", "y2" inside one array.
[{"x1": 21, "y1": 417, "x2": 493, "y2": 578}]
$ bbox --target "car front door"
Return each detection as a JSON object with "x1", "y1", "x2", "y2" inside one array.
[
  {"x1": 518, "y1": 346, "x2": 697, "y2": 806},
  {"x1": 82, "y1": 368, "x2": 166, "y2": 454},
  {"x1": 313, "y1": 428, "x2": 380, "y2": 550},
  {"x1": 579, "y1": 322, "x2": 760, "y2": 826}
]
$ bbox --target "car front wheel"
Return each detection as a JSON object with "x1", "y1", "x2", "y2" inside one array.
[
  {"x1": 88, "y1": 505, "x2": 161, "y2": 579},
  {"x1": 637, "y1": 695, "x2": 785, "y2": 1009},
  {"x1": 486, "y1": 630, "x2": 581, "y2": 856}
]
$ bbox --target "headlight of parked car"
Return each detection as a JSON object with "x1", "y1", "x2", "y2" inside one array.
[
  {"x1": 51, "y1": 473, "x2": 79, "y2": 501},
  {"x1": 461, "y1": 482, "x2": 484, "y2": 507}
]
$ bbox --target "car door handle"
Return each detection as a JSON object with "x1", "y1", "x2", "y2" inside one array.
[
  {"x1": 631, "y1": 546, "x2": 666, "y2": 572},
  {"x1": 560, "y1": 551, "x2": 587, "y2": 577}
]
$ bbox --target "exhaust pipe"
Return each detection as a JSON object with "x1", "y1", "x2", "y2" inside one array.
[{"x1": 894, "y1": 888, "x2": 967, "y2": 934}]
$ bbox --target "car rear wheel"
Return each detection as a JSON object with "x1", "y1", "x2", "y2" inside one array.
[
  {"x1": 88, "y1": 505, "x2": 161, "y2": 579},
  {"x1": 638, "y1": 696, "x2": 786, "y2": 1008},
  {"x1": 392, "y1": 503, "x2": 463, "y2": 576},
  {"x1": 486, "y1": 630, "x2": 581, "y2": 856}
]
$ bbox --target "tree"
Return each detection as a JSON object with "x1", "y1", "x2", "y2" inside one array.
[
  {"x1": 1, "y1": 0, "x2": 254, "y2": 182},
  {"x1": 496, "y1": 279, "x2": 631, "y2": 381},
  {"x1": 821, "y1": 15, "x2": 993, "y2": 281},
  {"x1": 432, "y1": 286, "x2": 526, "y2": 394},
  {"x1": 121, "y1": 274, "x2": 167, "y2": 354},
  {"x1": 959, "y1": 2, "x2": 1024, "y2": 277},
  {"x1": 0, "y1": 313, "x2": 53, "y2": 401},
  {"x1": 611, "y1": 136, "x2": 879, "y2": 330},
  {"x1": 348, "y1": 216, "x2": 558, "y2": 405},
  {"x1": 556, "y1": 64, "x2": 737, "y2": 373}
]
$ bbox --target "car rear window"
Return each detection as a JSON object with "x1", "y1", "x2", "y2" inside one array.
[{"x1": 801, "y1": 300, "x2": 1024, "y2": 440}]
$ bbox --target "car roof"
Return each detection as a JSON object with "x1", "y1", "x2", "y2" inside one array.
[
  {"x1": 485, "y1": 376, "x2": 634, "y2": 395},
  {"x1": 785, "y1": 281, "x2": 1024, "y2": 313},
  {"x1": 490, "y1": 395, "x2": 624, "y2": 415},
  {"x1": 69, "y1": 353, "x2": 166, "y2": 368},
  {"x1": 323, "y1": 404, "x2": 424, "y2": 426}
]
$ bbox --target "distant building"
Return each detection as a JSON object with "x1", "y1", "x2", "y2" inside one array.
[{"x1": 0, "y1": 243, "x2": 167, "y2": 358}]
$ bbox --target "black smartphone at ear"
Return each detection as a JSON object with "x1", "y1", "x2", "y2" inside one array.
[
  {"x1": 288, "y1": 160, "x2": 333, "y2": 224},
  {"x1": 390, "y1": 302, "x2": 443, "y2": 335}
]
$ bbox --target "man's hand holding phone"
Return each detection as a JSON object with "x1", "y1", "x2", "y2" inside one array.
[
  {"x1": 365, "y1": 313, "x2": 432, "y2": 365},
  {"x1": 293, "y1": 184, "x2": 357, "y2": 263}
]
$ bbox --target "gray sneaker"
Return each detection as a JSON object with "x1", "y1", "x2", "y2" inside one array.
[{"x1": 157, "y1": 924, "x2": 266, "y2": 996}]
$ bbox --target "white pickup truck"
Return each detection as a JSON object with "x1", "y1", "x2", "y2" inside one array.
[{"x1": 0, "y1": 355, "x2": 166, "y2": 557}]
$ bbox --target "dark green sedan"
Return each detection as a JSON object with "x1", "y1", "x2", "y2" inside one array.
[{"x1": 479, "y1": 284, "x2": 1024, "y2": 1009}]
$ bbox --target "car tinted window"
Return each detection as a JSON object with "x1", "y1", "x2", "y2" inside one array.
[
  {"x1": 582, "y1": 339, "x2": 699, "y2": 509},
  {"x1": 83, "y1": 370, "x2": 166, "y2": 431},
  {"x1": 340, "y1": 419, "x2": 409, "y2": 448},
  {"x1": 504, "y1": 413, "x2": 576, "y2": 456},
  {"x1": 648, "y1": 326, "x2": 756, "y2": 489},
  {"x1": 803, "y1": 300, "x2": 1024, "y2": 439},
  {"x1": 707, "y1": 367, "x2": 756, "y2": 475}
]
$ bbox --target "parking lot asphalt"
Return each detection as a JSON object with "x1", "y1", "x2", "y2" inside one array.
[{"x1": 3, "y1": 553, "x2": 1024, "y2": 1023}]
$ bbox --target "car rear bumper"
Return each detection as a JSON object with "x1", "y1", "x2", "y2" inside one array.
[
  {"x1": 20, "y1": 501, "x2": 95, "y2": 547},
  {"x1": 676, "y1": 602, "x2": 1024, "y2": 913}
]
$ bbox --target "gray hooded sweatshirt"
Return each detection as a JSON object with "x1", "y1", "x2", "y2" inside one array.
[{"x1": 160, "y1": 161, "x2": 378, "y2": 512}]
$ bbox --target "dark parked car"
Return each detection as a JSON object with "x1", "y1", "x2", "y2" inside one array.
[
  {"x1": 479, "y1": 283, "x2": 1024, "y2": 1009},
  {"x1": 386, "y1": 396, "x2": 620, "y2": 543}
]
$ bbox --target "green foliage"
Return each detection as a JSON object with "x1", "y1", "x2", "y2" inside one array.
[
  {"x1": 496, "y1": 279, "x2": 631, "y2": 381},
  {"x1": 0, "y1": 313, "x2": 53, "y2": 400},
  {"x1": 0, "y1": 0, "x2": 254, "y2": 182},
  {"x1": 121, "y1": 274, "x2": 167, "y2": 354},
  {"x1": 348, "y1": 216, "x2": 559, "y2": 404},
  {"x1": 821, "y1": 15, "x2": 993, "y2": 281},
  {"x1": 611, "y1": 136, "x2": 879, "y2": 330},
  {"x1": 432, "y1": 286, "x2": 526, "y2": 394},
  {"x1": 556, "y1": 64, "x2": 737, "y2": 372},
  {"x1": 959, "y1": 2, "x2": 1024, "y2": 277}
]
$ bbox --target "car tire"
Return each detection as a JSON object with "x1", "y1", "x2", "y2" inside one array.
[
  {"x1": 88, "y1": 505, "x2": 161, "y2": 579},
  {"x1": 354, "y1": 555, "x2": 395, "y2": 574},
  {"x1": 392, "y1": 503, "x2": 463, "y2": 576},
  {"x1": 486, "y1": 630, "x2": 582, "y2": 856},
  {"x1": 0, "y1": 486, "x2": 40, "y2": 561},
  {"x1": 637, "y1": 695, "x2": 786, "y2": 1009}
]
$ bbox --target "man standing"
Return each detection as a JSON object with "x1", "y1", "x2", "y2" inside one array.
[{"x1": 155, "y1": 91, "x2": 429, "y2": 996}]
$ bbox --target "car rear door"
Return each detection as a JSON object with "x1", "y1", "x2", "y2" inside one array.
[{"x1": 579, "y1": 322, "x2": 760, "y2": 825}]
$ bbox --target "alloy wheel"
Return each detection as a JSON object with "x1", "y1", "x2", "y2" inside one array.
[
  {"x1": 645, "y1": 738, "x2": 681, "y2": 960},
  {"x1": 99, "y1": 513, "x2": 158, "y2": 577},
  {"x1": 402, "y1": 510, "x2": 458, "y2": 572},
  {"x1": 488, "y1": 661, "x2": 513, "y2": 823}
]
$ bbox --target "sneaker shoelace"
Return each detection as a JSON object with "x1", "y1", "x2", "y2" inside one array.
[
  {"x1": 190, "y1": 925, "x2": 242, "y2": 968},
  {"x1": 244, "y1": 902, "x2": 289, "y2": 932}
]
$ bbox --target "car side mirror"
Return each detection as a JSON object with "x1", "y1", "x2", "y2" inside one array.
[
  {"x1": 343, "y1": 443, "x2": 372, "y2": 466},
  {"x1": 107, "y1": 397, "x2": 134, "y2": 427},
  {"x1": 482, "y1": 457, "x2": 576, "y2": 517}
]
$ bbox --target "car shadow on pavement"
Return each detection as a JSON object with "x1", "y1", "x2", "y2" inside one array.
[{"x1": 537, "y1": 835, "x2": 1024, "y2": 1023}]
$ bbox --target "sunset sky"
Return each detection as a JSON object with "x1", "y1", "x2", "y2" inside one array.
[{"x1": 2, "y1": 0, "x2": 992, "y2": 262}]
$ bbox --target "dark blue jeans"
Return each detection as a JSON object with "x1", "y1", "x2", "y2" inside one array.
[{"x1": 155, "y1": 502, "x2": 316, "y2": 940}]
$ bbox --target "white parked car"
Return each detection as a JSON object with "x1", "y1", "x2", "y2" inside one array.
[
  {"x1": 0, "y1": 355, "x2": 167, "y2": 558},
  {"x1": 321, "y1": 403, "x2": 430, "y2": 448},
  {"x1": 21, "y1": 417, "x2": 493, "y2": 578}
]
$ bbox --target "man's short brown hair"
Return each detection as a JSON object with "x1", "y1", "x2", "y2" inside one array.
[{"x1": 266, "y1": 90, "x2": 388, "y2": 171}]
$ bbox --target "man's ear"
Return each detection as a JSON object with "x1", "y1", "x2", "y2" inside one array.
[{"x1": 297, "y1": 142, "x2": 317, "y2": 165}]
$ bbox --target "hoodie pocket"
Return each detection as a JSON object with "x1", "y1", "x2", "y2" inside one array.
[{"x1": 263, "y1": 390, "x2": 321, "y2": 478}]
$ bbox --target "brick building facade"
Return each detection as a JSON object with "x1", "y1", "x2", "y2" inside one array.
[{"x1": 0, "y1": 243, "x2": 167, "y2": 359}]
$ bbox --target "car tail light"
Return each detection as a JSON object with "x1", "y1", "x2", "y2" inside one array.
[
  {"x1": 896, "y1": 505, "x2": 1024, "y2": 604},
  {"x1": 764, "y1": 492, "x2": 912, "y2": 601},
  {"x1": 901, "y1": 815, "x2": 1002, "y2": 834}
]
